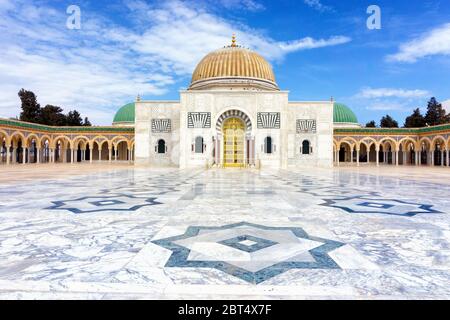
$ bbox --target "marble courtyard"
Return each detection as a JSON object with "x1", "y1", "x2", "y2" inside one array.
[{"x1": 0, "y1": 164, "x2": 449, "y2": 299}]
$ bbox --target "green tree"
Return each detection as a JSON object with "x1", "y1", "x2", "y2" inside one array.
[
  {"x1": 365, "y1": 120, "x2": 377, "y2": 128},
  {"x1": 424, "y1": 97, "x2": 447, "y2": 126},
  {"x1": 66, "y1": 110, "x2": 83, "y2": 126},
  {"x1": 40, "y1": 105, "x2": 67, "y2": 126},
  {"x1": 18, "y1": 89, "x2": 41, "y2": 123},
  {"x1": 404, "y1": 108, "x2": 426, "y2": 128},
  {"x1": 83, "y1": 117, "x2": 92, "y2": 126},
  {"x1": 380, "y1": 114, "x2": 399, "y2": 128}
]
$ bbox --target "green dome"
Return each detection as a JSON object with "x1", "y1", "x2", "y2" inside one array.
[
  {"x1": 334, "y1": 102, "x2": 358, "y2": 124},
  {"x1": 113, "y1": 102, "x2": 135, "y2": 124}
]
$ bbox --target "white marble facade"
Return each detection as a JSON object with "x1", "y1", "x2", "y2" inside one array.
[{"x1": 135, "y1": 90, "x2": 333, "y2": 169}]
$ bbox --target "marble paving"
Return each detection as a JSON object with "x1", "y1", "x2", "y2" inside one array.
[{"x1": 0, "y1": 166, "x2": 449, "y2": 299}]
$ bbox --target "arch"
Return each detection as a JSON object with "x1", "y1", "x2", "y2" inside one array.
[
  {"x1": 157, "y1": 139, "x2": 166, "y2": 154},
  {"x1": 216, "y1": 109, "x2": 252, "y2": 135},
  {"x1": 431, "y1": 135, "x2": 447, "y2": 149},
  {"x1": 10, "y1": 131, "x2": 27, "y2": 145},
  {"x1": 338, "y1": 140, "x2": 353, "y2": 163},
  {"x1": 25, "y1": 133, "x2": 40, "y2": 146},
  {"x1": 194, "y1": 136, "x2": 204, "y2": 154},
  {"x1": 360, "y1": 137, "x2": 377, "y2": 150},
  {"x1": 302, "y1": 140, "x2": 311, "y2": 155},
  {"x1": 378, "y1": 137, "x2": 398, "y2": 151},
  {"x1": 111, "y1": 135, "x2": 129, "y2": 146},
  {"x1": 338, "y1": 137, "x2": 358, "y2": 150},
  {"x1": 264, "y1": 136, "x2": 273, "y2": 154},
  {"x1": 418, "y1": 137, "x2": 432, "y2": 147},
  {"x1": 71, "y1": 135, "x2": 90, "y2": 149},
  {"x1": 399, "y1": 137, "x2": 418, "y2": 150},
  {"x1": 51, "y1": 135, "x2": 71, "y2": 148}
]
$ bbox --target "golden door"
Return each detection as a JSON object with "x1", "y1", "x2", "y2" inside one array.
[{"x1": 223, "y1": 118, "x2": 245, "y2": 168}]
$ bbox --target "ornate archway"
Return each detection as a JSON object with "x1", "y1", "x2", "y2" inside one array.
[
  {"x1": 223, "y1": 118, "x2": 245, "y2": 167},
  {"x1": 215, "y1": 109, "x2": 254, "y2": 167}
]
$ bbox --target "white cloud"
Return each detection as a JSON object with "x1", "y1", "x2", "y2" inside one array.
[
  {"x1": 365, "y1": 102, "x2": 408, "y2": 111},
  {"x1": 443, "y1": 100, "x2": 450, "y2": 112},
  {"x1": 303, "y1": 0, "x2": 332, "y2": 12},
  {"x1": 0, "y1": 0, "x2": 350, "y2": 124},
  {"x1": 387, "y1": 23, "x2": 450, "y2": 63},
  {"x1": 357, "y1": 87, "x2": 430, "y2": 99}
]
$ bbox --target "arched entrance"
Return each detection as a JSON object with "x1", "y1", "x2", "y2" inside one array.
[
  {"x1": 215, "y1": 109, "x2": 254, "y2": 168},
  {"x1": 223, "y1": 118, "x2": 245, "y2": 167}
]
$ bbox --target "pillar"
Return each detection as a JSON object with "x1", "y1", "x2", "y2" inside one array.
[
  {"x1": 415, "y1": 151, "x2": 419, "y2": 166},
  {"x1": 447, "y1": 150, "x2": 450, "y2": 167},
  {"x1": 430, "y1": 151, "x2": 434, "y2": 166},
  {"x1": 90, "y1": 150, "x2": 93, "y2": 163},
  {"x1": 115, "y1": 149, "x2": 118, "y2": 161},
  {"x1": 356, "y1": 149, "x2": 360, "y2": 166},
  {"x1": 395, "y1": 151, "x2": 399, "y2": 166},
  {"x1": 36, "y1": 148, "x2": 40, "y2": 163},
  {"x1": 71, "y1": 149, "x2": 75, "y2": 164},
  {"x1": 22, "y1": 148, "x2": 26, "y2": 164},
  {"x1": 109, "y1": 149, "x2": 112, "y2": 163},
  {"x1": 441, "y1": 150, "x2": 444, "y2": 167},
  {"x1": 403, "y1": 152, "x2": 406, "y2": 166},
  {"x1": 376, "y1": 149, "x2": 379, "y2": 167},
  {"x1": 98, "y1": 148, "x2": 102, "y2": 162},
  {"x1": 350, "y1": 147, "x2": 354, "y2": 164},
  {"x1": 6, "y1": 146, "x2": 10, "y2": 165}
]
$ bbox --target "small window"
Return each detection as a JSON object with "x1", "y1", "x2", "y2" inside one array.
[
  {"x1": 195, "y1": 136, "x2": 204, "y2": 154},
  {"x1": 157, "y1": 139, "x2": 166, "y2": 154},
  {"x1": 302, "y1": 140, "x2": 311, "y2": 155},
  {"x1": 264, "y1": 137, "x2": 273, "y2": 154}
]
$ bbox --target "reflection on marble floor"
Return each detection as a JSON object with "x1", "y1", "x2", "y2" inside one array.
[{"x1": 0, "y1": 167, "x2": 449, "y2": 299}]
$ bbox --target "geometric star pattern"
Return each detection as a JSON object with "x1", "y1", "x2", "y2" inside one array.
[
  {"x1": 152, "y1": 222, "x2": 345, "y2": 284},
  {"x1": 46, "y1": 194, "x2": 161, "y2": 214},
  {"x1": 321, "y1": 196, "x2": 442, "y2": 217}
]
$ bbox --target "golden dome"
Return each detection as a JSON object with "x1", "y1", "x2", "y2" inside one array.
[{"x1": 189, "y1": 36, "x2": 279, "y2": 91}]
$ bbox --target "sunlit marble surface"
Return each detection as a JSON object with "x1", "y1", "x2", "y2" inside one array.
[{"x1": 0, "y1": 166, "x2": 449, "y2": 299}]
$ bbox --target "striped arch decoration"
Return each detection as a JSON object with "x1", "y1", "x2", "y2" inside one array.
[
  {"x1": 152, "y1": 119, "x2": 172, "y2": 133},
  {"x1": 257, "y1": 112, "x2": 280, "y2": 129},
  {"x1": 187, "y1": 112, "x2": 211, "y2": 128},
  {"x1": 296, "y1": 119, "x2": 317, "y2": 133},
  {"x1": 215, "y1": 110, "x2": 252, "y2": 134}
]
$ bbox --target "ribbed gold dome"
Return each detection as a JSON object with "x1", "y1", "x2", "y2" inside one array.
[{"x1": 189, "y1": 37, "x2": 278, "y2": 91}]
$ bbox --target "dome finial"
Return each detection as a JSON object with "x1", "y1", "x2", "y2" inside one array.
[{"x1": 231, "y1": 34, "x2": 237, "y2": 47}]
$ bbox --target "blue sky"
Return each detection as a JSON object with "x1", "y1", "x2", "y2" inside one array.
[{"x1": 0, "y1": 0, "x2": 449, "y2": 125}]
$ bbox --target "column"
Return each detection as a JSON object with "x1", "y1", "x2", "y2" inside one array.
[
  {"x1": 430, "y1": 151, "x2": 434, "y2": 166},
  {"x1": 447, "y1": 150, "x2": 450, "y2": 167},
  {"x1": 108, "y1": 149, "x2": 112, "y2": 163},
  {"x1": 395, "y1": 151, "x2": 399, "y2": 166},
  {"x1": 403, "y1": 152, "x2": 406, "y2": 166},
  {"x1": 36, "y1": 148, "x2": 40, "y2": 163},
  {"x1": 441, "y1": 151, "x2": 444, "y2": 167},
  {"x1": 90, "y1": 150, "x2": 93, "y2": 163},
  {"x1": 98, "y1": 149, "x2": 102, "y2": 162},
  {"x1": 115, "y1": 149, "x2": 119, "y2": 161},
  {"x1": 337, "y1": 150, "x2": 340, "y2": 167},
  {"x1": 356, "y1": 149, "x2": 360, "y2": 166},
  {"x1": 22, "y1": 148, "x2": 26, "y2": 164},
  {"x1": 415, "y1": 151, "x2": 419, "y2": 166},
  {"x1": 6, "y1": 146, "x2": 10, "y2": 165},
  {"x1": 376, "y1": 149, "x2": 379, "y2": 167},
  {"x1": 350, "y1": 147, "x2": 354, "y2": 164},
  {"x1": 71, "y1": 149, "x2": 74, "y2": 163}
]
